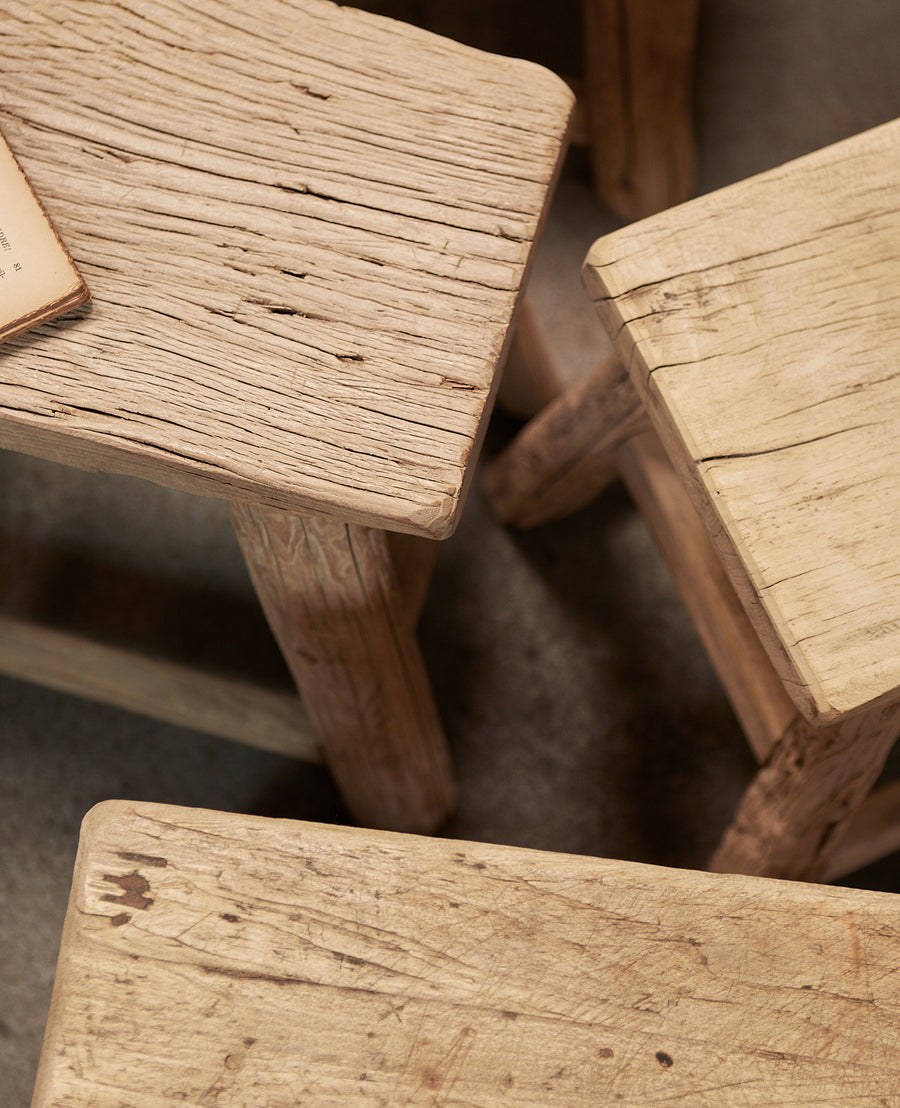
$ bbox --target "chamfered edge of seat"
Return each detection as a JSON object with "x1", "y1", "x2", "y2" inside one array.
[
  {"x1": 582, "y1": 118, "x2": 900, "y2": 309},
  {"x1": 72, "y1": 796, "x2": 900, "y2": 909}
]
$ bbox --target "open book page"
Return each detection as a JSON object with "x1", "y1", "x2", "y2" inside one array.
[{"x1": 0, "y1": 130, "x2": 89, "y2": 343}]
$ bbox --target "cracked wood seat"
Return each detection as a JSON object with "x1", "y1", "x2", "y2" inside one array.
[
  {"x1": 486, "y1": 119, "x2": 900, "y2": 881},
  {"x1": 0, "y1": 1, "x2": 573, "y2": 832},
  {"x1": 32, "y1": 799, "x2": 900, "y2": 1107}
]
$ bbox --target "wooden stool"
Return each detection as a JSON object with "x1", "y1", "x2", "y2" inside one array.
[
  {"x1": 32, "y1": 799, "x2": 900, "y2": 1105},
  {"x1": 486, "y1": 119, "x2": 900, "y2": 881},
  {"x1": 0, "y1": 1, "x2": 573, "y2": 833}
]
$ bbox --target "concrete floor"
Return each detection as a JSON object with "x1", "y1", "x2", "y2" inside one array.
[{"x1": 3, "y1": 3, "x2": 899, "y2": 1103}]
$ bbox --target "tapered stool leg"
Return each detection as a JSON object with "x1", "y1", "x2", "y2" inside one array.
[
  {"x1": 231, "y1": 501, "x2": 454, "y2": 834},
  {"x1": 710, "y1": 701, "x2": 900, "y2": 882},
  {"x1": 582, "y1": 0, "x2": 700, "y2": 220}
]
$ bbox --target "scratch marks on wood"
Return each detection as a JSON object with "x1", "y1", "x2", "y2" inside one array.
[
  {"x1": 406, "y1": 1025, "x2": 477, "y2": 1101},
  {"x1": 37, "y1": 801, "x2": 900, "y2": 1104}
]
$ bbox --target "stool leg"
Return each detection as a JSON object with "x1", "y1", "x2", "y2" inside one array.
[
  {"x1": 709, "y1": 701, "x2": 900, "y2": 882},
  {"x1": 384, "y1": 531, "x2": 440, "y2": 631},
  {"x1": 496, "y1": 295, "x2": 568, "y2": 420},
  {"x1": 484, "y1": 351, "x2": 647, "y2": 529},
  {"x1": 615, "y1": 430, "x2": 796, "y2": 761},
  {"x1": 583, "y1": 0, "x2": 700, "y2": 220},
  {"x1": 230, "y1": 501, "x2": 454, "y2": 834}
]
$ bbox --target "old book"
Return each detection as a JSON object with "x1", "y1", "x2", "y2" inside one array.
[{"x1": 0, "y1": 130, "x2": 89, "y2": 343}]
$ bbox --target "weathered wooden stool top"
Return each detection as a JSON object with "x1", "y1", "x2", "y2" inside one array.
[
  {"x1": 584, "y1": 119, "x2": 900, "y2": 723},
  {"x1": 33, "y1": 800, "x2": 900, "y2": 1106},
  {"x1": 1, "y1": 0, "x2": 571, "y2": 538}
]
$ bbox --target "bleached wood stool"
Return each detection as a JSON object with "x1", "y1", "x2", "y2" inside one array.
[
  {"x1": 487, "y1": 119, "x2": 900, "y2": 881},
  {"x1": 32, "y1": 799, "x2": 900, "y2": 1106},
  {"x1": 0, "y1": 1, "x2": 573, "y2": 832}
]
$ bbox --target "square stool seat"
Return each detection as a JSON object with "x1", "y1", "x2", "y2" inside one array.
[
  {"x1": 1, "y1": 0, "x2": 572, "y2": 834},
  {"x1": 584, "y1": 119, "x2": 900, "y2": 726},
  {"x1": 2, "y1": 0, "x2": 571, "y2": 538},
  {"x1": 32, "y1": 800, "x2": 900, "y2": 1106}
]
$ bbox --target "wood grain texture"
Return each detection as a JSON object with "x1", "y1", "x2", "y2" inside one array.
[
  {"x1": 230, "y1": 502, "x2": 454, "y2": 832},
  {"x1": 615, "y1": 430, "x2": 796, "y2": 762},
  {"x1": 620, "y1": 432, "x2": 900, "y2": 882},
  {"x1": 584, "y1": 119, "x2": 900, "y2": 722},
  {"x1": 0, "y1": 0, "x2": 573, "y2": 539},
  {"x1": 33, "y1": 799, "x2": 900, "y2": 1107},
  {"x1": 582, "y1": 0, "x2": 699, "y2": 219},
  {"x1": 484, "y1": 351, "x2": 647, "y2": 528}
]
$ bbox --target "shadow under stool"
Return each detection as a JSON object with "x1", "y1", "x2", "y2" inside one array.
[
  {"x1": 0, "y1": 0, "x2": 573, "y2": 833},
  {"x1": 31, "y1": 798, "x2": 900, "y2": 1106},
  {"x1": 487, "y1": 119, "x2": 900, "y2": 882}
]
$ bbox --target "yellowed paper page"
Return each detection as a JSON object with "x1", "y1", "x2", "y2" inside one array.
[{"x1": 0, "y1": 131, "x2": 89, "y2": 343}]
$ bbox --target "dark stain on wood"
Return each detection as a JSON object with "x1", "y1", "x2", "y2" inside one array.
[
  {"x1": 117, "y1": 851, "x2": 168, "y2": 868},
  {"x1": 101, "y1": 871, "x2": 154, "y2": 910}
]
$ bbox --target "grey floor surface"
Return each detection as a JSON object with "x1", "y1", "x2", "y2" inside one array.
[{"x1": 3, "y1": 3, "x2": 899, "y2": 1103}]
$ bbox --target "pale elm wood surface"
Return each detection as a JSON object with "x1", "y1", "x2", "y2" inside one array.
[
  {"x1": 614, "y1": 430, "x2": 796, "y2": 763},
  {"x1": 0, "y1": 613, "x2": 316, "y2": 760},
  {"x1": 486, "y1": 339, "x2": 900, "y2": 879},
  {"x1": 584, "y1": 119, "x2": 900, "y2": 724},
  {"x1": 485, "y1": 350, "x2": 648, "y2": 528},
  {"x1": 33, "y1": 800, "x2": 900, "y2": 1107},
  {"x1": 0, "y1": 0, "x2": 572, "y2": 539}
]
